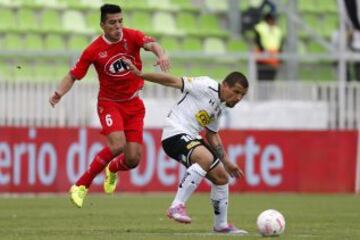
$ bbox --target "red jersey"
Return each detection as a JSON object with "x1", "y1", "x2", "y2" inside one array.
[{"x1": 70, "y1": 28, "x2": 155, "y2": 101}]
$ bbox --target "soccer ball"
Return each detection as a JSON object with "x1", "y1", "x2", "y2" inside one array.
[{"x1": 256, "y1": 209, "x2": 286, "y2": 237}]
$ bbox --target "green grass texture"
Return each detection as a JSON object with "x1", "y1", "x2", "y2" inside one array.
[{"x1": 0, "y1": 193, "x2": 359, "y2": 240}]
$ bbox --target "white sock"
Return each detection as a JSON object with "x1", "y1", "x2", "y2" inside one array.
[
  {"x1": 211, "y1": 183, "x2": 229, "y2": 228},
  {"x1": 171, "y1": 163, "x2": 207, "y2": 207}
]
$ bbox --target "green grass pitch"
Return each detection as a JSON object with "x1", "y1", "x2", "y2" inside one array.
[{"x1": 0, "y1": 193, "x2": 359, "y2": 240}]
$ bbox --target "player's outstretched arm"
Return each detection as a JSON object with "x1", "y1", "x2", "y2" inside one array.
[
  {"x1": 49, "y1": 73, "x2": 76, "y2": 107},
  {"x1": 143, "y1": 42, "x2": 170, "y2": 72},
  {"x1": 122, "y1": 58, "x2": 182, "y2": 89}
]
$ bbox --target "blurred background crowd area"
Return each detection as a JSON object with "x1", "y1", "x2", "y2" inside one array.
[
  {"x1": 0, "y1": 0, "x2": 359, "y2": 130},
  {"x1": 0, "y1": 0, "x2": 350, "y2": 82}
]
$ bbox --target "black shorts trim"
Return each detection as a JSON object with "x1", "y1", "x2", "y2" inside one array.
[{"x1": 161, "y1": 133, "x2": 219, "y2": 170}]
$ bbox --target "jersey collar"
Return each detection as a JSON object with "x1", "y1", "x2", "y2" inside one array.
[{"x1": 102, "y1": 31, "x2": 123, "y2": 45}]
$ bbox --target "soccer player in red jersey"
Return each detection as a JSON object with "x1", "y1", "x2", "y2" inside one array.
[{"x1": 49, "y1": 4, "x2": 170, "y2": 208}]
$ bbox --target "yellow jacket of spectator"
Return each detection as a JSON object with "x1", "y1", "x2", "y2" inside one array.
[{"x1": 254, "y1": 21, "x2": 283, "y2": 67}]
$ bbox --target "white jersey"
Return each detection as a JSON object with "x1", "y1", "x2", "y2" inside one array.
[{"x1": 161, "y1": 76, "x2": 227, "y2": 140}]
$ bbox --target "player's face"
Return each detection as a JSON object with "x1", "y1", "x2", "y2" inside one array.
[
  {"x1": 101, "y1": 13, "x2": 124, "y2": 42},
  {"x1": 222, "y1": 82, "x2": 247, "y2": 108}
]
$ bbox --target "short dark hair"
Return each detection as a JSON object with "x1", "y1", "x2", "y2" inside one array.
[
  {"x1": 223, "y1": 71, "x2": 249, "y2": 89},
  {"x1": 100, "y1": 4, "x2": 122, "y2": 23}
]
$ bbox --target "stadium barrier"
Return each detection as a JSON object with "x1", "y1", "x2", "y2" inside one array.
[
  {"x1": 0, "y1": 127, "x2": 357, "y2": 193},
  {"x1": 0, "y1": 81, "x2": 359, "y2": 129}
]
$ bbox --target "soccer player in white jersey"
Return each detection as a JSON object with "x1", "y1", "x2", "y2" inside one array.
[{"x1": 108, "y1": 58, "x2": 249, "y2": 234}]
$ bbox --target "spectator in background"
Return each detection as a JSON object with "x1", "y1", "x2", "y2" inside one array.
[
  {"x1": 253, "y1": 13, "x2": 283, "y2": 81},
  {"x1": 343, "y1": 0, "x2": 360, "y2": 81},
  {"x1": 241, "y1": 0, "x2": 277, "y2": 37},
  {"x1": 49, "y1": 4, "x2": 170, "y2": 208}
]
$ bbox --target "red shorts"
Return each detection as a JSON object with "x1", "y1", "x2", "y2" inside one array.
[{"x1": 97, "y1": 97, "x2": 145, "y2": 143}]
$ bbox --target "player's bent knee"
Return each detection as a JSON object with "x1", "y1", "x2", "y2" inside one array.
[
  {"x1": 212, "y1": 174, "x2": 229, "y2": 185},
  {"x1": 124, "y1": 156, "x2": 140, "y2": 169},
  {"x1": 108, "y1": 143, "x2": 125, "y2": 156}
]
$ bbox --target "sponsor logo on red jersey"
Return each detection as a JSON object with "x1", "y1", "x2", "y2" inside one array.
[{"x1": 104, "y1": 53, "x2": 135, "y2": 77}]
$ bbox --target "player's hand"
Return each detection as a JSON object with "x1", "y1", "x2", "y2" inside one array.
[
  {"x1": 49, "y1": 91, "x2": 62, "y2": 108},
  {"x1": 224, "y1": 161, "x2": 244, "y2": 179},
  {"x1": 121, "y1": 58, "x2": 142, "y2": 76},
  {"x1": 154, "y1": 54, "x2": 170, "y2": 72}
]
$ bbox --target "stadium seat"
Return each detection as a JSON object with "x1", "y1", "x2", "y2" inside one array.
[
  {"x1": 41, "y1": 10, "x2": 63, "y2": 34},
  {"x1": 160, "y1": 37, "x2": 181, "y2": 52},
  {"x1": 34, "y1": 58, "x2": 69, "y2": 82},
  {"x1": 13, "y1": 58, "x2": 36, "y2": 82},
  {"x1": 306, "y1": 41, "x2": 327, "y2": 53},
  {"x1": 0, "y1": 0, "x2": 21, "y2": 7},
  {"x1": 205, "y1": 0, "x2": 228, "y2": 12},
  {"x1": 170, "y1": 0, "x2": 198, "y2": 12},
  {"x1": 130, "y1": 12, "x2": 153, "y2": 33},
  {"x1": 147, "y1": 0, "x2": 177, "y2": 11},
  {"x1": 116, "y1": 0, "x2": 149, "y2": 10},
  {"x1": 317, "y1": 0, "x2": 337, "y2": 13},
  {"x1": 68, "y1": 35, "x2": 89, "y2": 51},
  {"x1": 85, "y1": 11, "x2": 100, "y2": 32},
  {"x1": 227, "y1": 38, "x2": 249, "y2": 52},
  {"x1": 198, "y1": 14, "x2": 228, "y2": 38},
  {"x1": 44, "y1": 34, "x2": 66, "y2": 51},
  {"x1": 59, "y1": 0, "x2": 88, "y2": 10},
  {"x1": 24, "y1": 34, "x2": 44, "y2": 51},
  {"x1": 0, "y1": 8, "x2": 17, "y2": 32},
  {"x1": 62, "y1": 10, "x2": 93, "y2": 34},
  {"x1": 320, "y1": 14, "x2": 339, "y2": 38},
  {"x1": 18, "y1": 9, "x2": 40, "y2": 32},
  {"x1": 176, "y1": 12, "x2": 198, "y2": 35},
  {"x1": 298, "y1": 0, "x2": 318, "y2": 13},
  {"x1": 2, "y1": 33, "x2": 23, "y2": 51},
  {"x1": 152, "y1": 12, "x2": 183, "y2": 36},
  {"x1": 203, "y1": 37, "x2": 226, "y2": 54},
  {"x1": 181, "y1": 37, "x2": 202, "y2": 52}
]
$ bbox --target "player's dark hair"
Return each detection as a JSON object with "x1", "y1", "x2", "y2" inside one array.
[
  {"x1": 100, "y1": 4, "x2": 122, "y2": 23},
  {"x1": 223, "y1": 71, "x2": 249, "y2": 89}
]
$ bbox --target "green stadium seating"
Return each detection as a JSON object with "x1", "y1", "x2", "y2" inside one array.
[
  {"x1": 130, "y1": 12, "x2": 153, "y2": 33},
  {"x1": 152, "y1": 12, "x2": 182, "y2": 36},
  {"x1": 160, "y1": 37, "x2": 181, "y2": 52},
  {"x1": 317, "y1": 0, "x2": 337, "y2": 13},
  {"x1": 85, "y1": 11, "x2": 100, "y2": 32},
  {"x1": 2, "y1": 33, "x2": 23, "y2": 51},
  {"x1": 59, "y1": 0, "x2": 89, "y2": 10},
  {"x1": 62, "y1": 10, "x2": 93, "y2": 34},
  {"x1": 44, "y1": 34, "x2": 66, "y2": 51},
  {"x1": 12, "y1": 58, "x2": 36, "y2": 82},
  {"x1": 147, "y1": 0, "x2": 178, "y2": 11},
  {"x1": 181, "y1": 37, "x2": 202, "y2": 52},
  {"x1": 116, "y1": 0, "x2": 149, "y2": 11},
  {"x1": 0, "y1": 9, "x2": 17, "y2": 33},
  {"x1": 298, "y1": 0, "x2": 319, "y2": 13},
  {"x1": 205, "y1": 0, "x2": 228, "y2": 12},
  {"x1": 306, "y1": 41, "x2": 327, "y2": 53},
  {"x1": 176, "y1": 12, "x2": 198, "y2": 35},
  {"x1": 227, "y1": 38, "x2": 249, "y2": 52},
  {"x1": 170, "y1": 0, "x2": 198, "y2": 12},
  {"x1": 68, "y1": 35, "x2": 89, "y2": 51},
  {"x1": 24, "y1": 34, "x2": 43, "y2": 51},
  {"x1": 0, "y1": 0, "x2": 21, "y2": 7},
  {"x1": 18, "y1": 9, "x2": 40, "y2": 33},
  {"x1": 198, "y1": 14, "x2": 228, "y2": 38},
  {"x1": 320, "y1": 14, "x2": 339, "y2": 38},
  {"x1": 41, "y1": 10, "x2": 63, "y2": 34},
  {"x1": 203, "y1": 37, "x2": 226, "y2": 54}
]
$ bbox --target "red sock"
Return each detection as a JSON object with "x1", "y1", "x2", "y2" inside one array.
[
  {"x1": 76, "y1": 147, "x2": 114, "y2": 188},
  {"x1": 109, "y1": 154, "x2": 130, "y2": 172}
]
